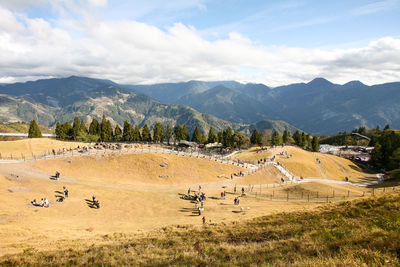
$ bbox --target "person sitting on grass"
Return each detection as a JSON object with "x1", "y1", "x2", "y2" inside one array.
[
  {"x1": 40, "y1": 198, "x2": 44, "y2": 207},
  {"x1": 94, "y1": 200, "x2": 100, "y2": 209},
  {"x1": 63, "y1": 186, "x2": 69, "y2": 198},
  {"x1": 44, "y1": 198, "x2": 50, "y2": 208}
]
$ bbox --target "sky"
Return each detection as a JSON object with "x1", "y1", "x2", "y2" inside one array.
[{"x1": 0, "y1": 0, "x2": 399, "y2": 86}]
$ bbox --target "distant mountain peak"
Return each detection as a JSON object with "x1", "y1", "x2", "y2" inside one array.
[
  {"x1": 307, "y1": 77, "x2": 333, "y2": 86},
  {"x1": 344, "y1": 80, "x2": 365, "y2": 87}
]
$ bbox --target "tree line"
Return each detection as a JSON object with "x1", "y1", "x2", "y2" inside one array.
[{"x1": 28, "y1": 117, "x2": 319, "y2": 151}]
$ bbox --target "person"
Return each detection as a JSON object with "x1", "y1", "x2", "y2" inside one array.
[
  {"x1": 198, "y1": 185, "x2": 202, "y2": 192},
  {"x1": 55, "y1": 171, "x2": 60, "y2": 179},
  {"x1": 201, "y1": 201, "x2": 204, "y2": 209},
  {"x1": 234, "y1": 185, "x2": 237, "y2": 193},
  {"x1": 63, "y1": 186, "x2": 68, "y2": 198},
  {"x1": 241, "y1": 187, "x2": 245, "y2": 194},
  {"x1": 92, "y1": 194, "x2": 96, "y2": 202},
  {"x1": 221, "y1": 192, "x2": 224, "y2": 199},
  {"x1": 198, "y1": 209, "x2": 202, "y2": 216},
  {"x1": 31, "y1": 199, "x2": 39, "y2": 206},
  {"x1": 44, "y1": 198, "x2": 50, "y2": 208},
  {"x1": 237, "y1": 197, "x2": 240, "y2": 205},
  {"x1": 40, "y1": 198, "x2": 44, "y2": 207},
  {"x1": 188, "y1": 188, "x2": 191, "y2": 195},
  {"x1": 95, "y1": 200, "x2": 100, "y2": 209},
  {"x1": 202, "y1": 216, "x2": 206, "y2": 224}
]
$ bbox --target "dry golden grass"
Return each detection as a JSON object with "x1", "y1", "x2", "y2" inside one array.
[
  {"x1": 0, "y1": 138, "x2": 84, "y2": 157},
  {"x1": 32, "y1": 152, "x2": 247, "y2": 186},
  {"x1": 0, "y1": 144, "x2": 380, "y2": 259},
  {"x1": 0, "y1": 153, "x2": 320, "y2": 256},
  {"x1": 235, "y1": 146, "x2": 373, "y2": 182}
]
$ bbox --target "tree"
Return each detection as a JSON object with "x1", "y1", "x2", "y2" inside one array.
[
  {"x1": 282, "y1": 130, "x2": 290, "y2": 144},
  {"x1": 223, "y1": 127, "x2": 233, "y2": 147},
  {"x1": 114, "y1": 124, "x2": 122, "y2": 141},
  {"x1": 153, "y1": 122, "x2": 164, "y2": 143},
  {"x1": 191, "y1": 126, "x2": 202, "y2": 143},
  {"x1": 55, "y1": 121, "x2": 73, "y2": 140},
  {"x1": 28, "y1": 120, "x2": 42, "y2": 138},
  {"x1": 250, "y1": 129, "x2": 264, "y2": 147},
  {"x1": 89, "y1": 118, "x2": 100, "y2": 135},
  {"x1": 123, "y1": 121, "x2": 134, "y2": 141},
  {"x1": 133, "y1": 125, "x2": 141, "y2": 141},
  {"x1": 174, "y1": 125, "x2": 183, "y2": 142},
  {"x1": 72, "y1": 117, "x2": 80, "y2": 139},
  {"x1": 99, "y1": 115, "x2": 113, "y2": 142},
  {"x1": 384, "y1": 124, "x2": 390, "y2": 130},
  {"x1": 207, "y1": 127, "x2": 218, "y2": 143},
  {"x1": 217, "y1": 131, "x2": 223, "y2": 143},
  {"x1": 141, "y1": 124, "x2": 152, "y2": 142},
  {"x1": 166, "y1": 124, "x2": 172, "y2": 145},
  {"x1": 182, "y1": 124, "x2": 190, "y2": 141},
  {"x1": 232, "y1": 132, "x2": 249, "y2": 148},
  {"x1": 271, "y1": 131, "x2": 282, "y2": 146},
  {"x1": 311, "y1": 136, "x2": 320, "y2": 152}
]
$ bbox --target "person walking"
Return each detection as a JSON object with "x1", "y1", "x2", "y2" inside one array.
[{"x1": 202, "y1": 216, "x2": 206, "y2": 224}]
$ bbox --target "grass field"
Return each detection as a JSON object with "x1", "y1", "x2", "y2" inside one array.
[
  {"x1": 1, "y1": 190, "x2": 399, "y2": 266},
  {"x1": 0, "y1": 139, "x2": 387, "y2": 264},
  {"x1": 0, "y1": 138, "x2": 84, "y2": 157},
  {"x1": 234, "y1": 146, "x2": 373, "y2": 182}
]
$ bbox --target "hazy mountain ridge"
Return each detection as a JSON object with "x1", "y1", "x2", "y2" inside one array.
[
  {"x1": 0, "y1": 76, "x2": 299, "y2": 135},
  {"x1": 128, "y1": 77, "x2": 400, "y2": 135}
]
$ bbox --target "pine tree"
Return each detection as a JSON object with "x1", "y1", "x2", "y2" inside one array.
[
  {"x1": 141, "y1": 124, "x2": 152, "y2": 142},
  {"x1": 114, "y1": 125, "x2": 122, "y2": 141},
  {"x1": 182, "y1": 124, "x2": 190, "y2": 141},
  {"x1": 223, "y1": 127, "x2": 233, "y2": 147},
  {"x1": 72, "y1": 117, "x2": 81, "y2": 140},
  {"x1": 123, "y1": 121, "x2": 134, "y2": 141},
  {"x1": 89, "y1": 118, "x2": 100, "y2": 135},
  {"x1": 311, "y1": 136, "x2": 320, "y2": 152},
  {"x1": 250, "y1": 129, "x2": 264, "y2": 147},
  {"x1": 166, "y1": 124, "x2": 172, "y2": 145},
  {"x1": 153, "y1": 122, "x2": 164, "y2": 143},
  {"x1": 191, "y1": 126, "x2": 202, "y2": 143},
  {"x1": 271, "y1": 131, "x2": 282, "y2": 146},
  {"x1": 207, "y1": 127, "x2": 218, "y2": 143},
  {"x1": 217, "y1": 131, "x2": 223, "y2": 143},
  {"x1": 282, "y1": 130, "x2": 289, "y2": 144},
  {"x1": 28, "y1": 120, "x2": 42, "y2": 138},
  {"x1": 100, "y1": 115, "x2": 113, "y2": 141},
  {"x1": 133, "y1": 125, "x2": 141, "y2": 141},
  {"x1": 173, "y1": 125, "x2": 183, "y2": 142}
]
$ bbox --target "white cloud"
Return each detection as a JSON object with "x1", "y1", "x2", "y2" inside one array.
[{"x1": 0, "y1": 6, "x2": 399, "y2": 86}]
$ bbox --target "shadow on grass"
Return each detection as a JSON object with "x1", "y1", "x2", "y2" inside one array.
[{"x1": 85, "y1": 199, "x2": 98, "y2": 209}]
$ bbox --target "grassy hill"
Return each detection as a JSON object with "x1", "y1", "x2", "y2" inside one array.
[{"x1": 1, "y1": 191, "x2": 399, "y2": 266}]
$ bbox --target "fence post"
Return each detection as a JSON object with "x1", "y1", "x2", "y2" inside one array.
[{"x1": 287, "y1": 192, "x2": 289, "y2": 202}]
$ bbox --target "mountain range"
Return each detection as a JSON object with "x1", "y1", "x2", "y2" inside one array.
[
  {"x1": 0, "y1": 76, "x2": 298, "y2": 135},
  {"x1": 129, "y1": 78, "x2": 400, "y2": 135},
  {"x1": 0, "y1": 76, "x2": 399, "y2": 136}
]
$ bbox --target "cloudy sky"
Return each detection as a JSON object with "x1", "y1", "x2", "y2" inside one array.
[{"x1": 0, "y1": 0, "x2": 399, "y2": 86}]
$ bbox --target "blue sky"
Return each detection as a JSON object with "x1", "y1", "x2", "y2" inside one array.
[{"x1": 0, "y1": 0, "x2": 399, "y2": 85}]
